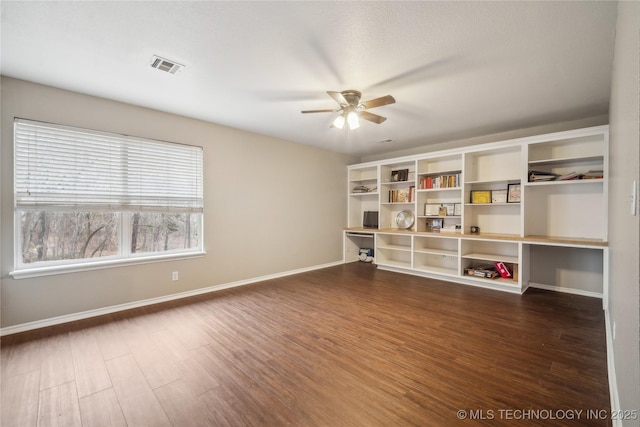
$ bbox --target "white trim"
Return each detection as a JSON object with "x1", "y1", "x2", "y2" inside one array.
[
  {"x1": 528, "y1": 282, "x2": 603, "y2": 299},
  {"x1": 605, "y1": 308, "x2": 622, "y2": 427},
  {"x1": 10, "y1": 251, "x2": 207, "y2": 279},
  {"x1": 0, "y1": 260, "x2": 343, "y2": 336}
]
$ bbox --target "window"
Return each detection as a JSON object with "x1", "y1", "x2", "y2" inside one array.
[{"x1": 13, "y1": 119, "x2": 203, "y2": 275}]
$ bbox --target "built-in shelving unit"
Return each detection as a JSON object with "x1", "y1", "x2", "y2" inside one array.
[{"x1": 344, "y1": 125, "x2": 609, "y2": 296}]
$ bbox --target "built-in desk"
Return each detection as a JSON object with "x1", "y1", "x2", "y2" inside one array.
[{"x1": 344, "y1": 228, "x2": 607, "y2": 303}]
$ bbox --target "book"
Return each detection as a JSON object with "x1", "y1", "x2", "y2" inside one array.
[
  {"x1": 558, "y1": 171, "x2": 580, "y2": 180},
  {"x1": 581, "y1": 170, "x2": 604, "y2": 179},
  {"x1": 494, "y1": 261, "x2": 512, "y2": 278},
  {"x1": 529, "y1": 170, "x2": 558, "y2": 182}
]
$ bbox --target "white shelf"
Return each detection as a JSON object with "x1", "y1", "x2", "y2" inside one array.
[
  {"x1": 381, "y1": 202, "x2": 414, "y2": 206},
  {"x1": 350, "y1": 191, "x2": 379, "y2": 196},
  {"x1": 465, "y1": 203, "x2": 519, "y2": 206},
  {"x1": 418, "y1": 168, "x2": 461, "y2": 176},
  {"x1": 378, "y1": 244, "x2": 411, "y2": 252},
  {"x1": 414, "y1": 248, "x2": 457, "y2": 256},
  {"x1": 414, "y1": 265, "x2": 458, "y2": 276},
  {"x1": 465, "y1": 179, "x2": 520, "y2": 185},
  {"x1": 417, "y1": 187, "x2": 461, "y2": 192},
  {"x1": 463, "y1": 274, "x2": 519, "y2": 286},
  {"x1": 528, "y1": 155, "x2": 603, "y2": 166},
  {"x1": 525, "y1": 179, "x2": 603, "y2": 186},
  {"x1": 381, "y1": 181, "x2": 414, "y2": 186},
  {"x1": 376, "y1": 259, "x2": 411, "y2": 268}
]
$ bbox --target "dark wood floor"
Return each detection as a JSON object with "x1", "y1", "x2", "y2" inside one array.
[{"x1": 1, "y1": 263, "x2": 610, "y2": 426}]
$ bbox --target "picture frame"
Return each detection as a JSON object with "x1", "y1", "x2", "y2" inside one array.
[
  {"x1": 424, "y1": 203, "x2": 441, "y2": 216},
  {"x1": 470, "y1": 190, "x2": 491, "y2": 204},
  {"x1": 391, "y1": 168, "x2": 409, "y2": 182},
  {"x1": 491, "y1": 189, "x2": 508, "y2": 204},
  {"x1": 442, "y1": 203, "x2": 455, "y2": 216},
  {"x1": 454, "y1": 203, "x2": 462, "y2": 216},
  {"x1": 507, "y1": 184, "x2": 521, "y2": 203}
]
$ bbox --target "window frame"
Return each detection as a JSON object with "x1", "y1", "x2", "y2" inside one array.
[{"x1": 11, "y1": 119, "x2": 205, "y2": 279}]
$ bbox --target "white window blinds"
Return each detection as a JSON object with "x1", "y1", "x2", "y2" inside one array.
[{"x1": 14, "y1": 119, "x2": 203, "y2": 213}]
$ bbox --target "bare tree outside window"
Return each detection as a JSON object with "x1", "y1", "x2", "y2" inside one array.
[
  {"x1": 20, "y1": 211, "x2": 119, "y2": 264},
  {"x1": 130, "y1": 213, "x2": 198, "y2": 254}
]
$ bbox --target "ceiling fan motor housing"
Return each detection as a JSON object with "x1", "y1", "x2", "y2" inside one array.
[{"x1": 341, "y1": 90, "x2": 362, "y2": 107}]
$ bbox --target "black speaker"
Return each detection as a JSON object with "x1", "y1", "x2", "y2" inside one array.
[{"x1": 363, "y1": 211, "x2": 378, "y2": 228}]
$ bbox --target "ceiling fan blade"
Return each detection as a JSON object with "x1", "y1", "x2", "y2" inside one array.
[
  {"x1": 301, "y1": 109, "x2": 336, "y2": 114},
  {"x1": 362, "y1": 95, "x2": 396, "y2": 109},
  {"x1": 359, "y1": 111, "x2": 387, "y2": 124},
  {"x1": 327, "y1": 91, "x2": 349, "y2": 106}
]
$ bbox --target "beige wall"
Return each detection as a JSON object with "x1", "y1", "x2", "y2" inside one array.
[
  {"x1": 608, "y1": 0, "x2": 640, "y2": 421},
  {"x1": 0, "y1": 77, "x2": 357, "y2": 328}
]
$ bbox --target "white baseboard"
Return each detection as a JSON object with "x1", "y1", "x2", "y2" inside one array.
[
  {"x1": 528, "y1": 282, "x2": 603, "y2": 299},
  {"x1": 604, "y1": 309, "x2": 622, "y2": 427},
  {"x1": 0, "y1": 260, "x2": 343, "y2": 336}
]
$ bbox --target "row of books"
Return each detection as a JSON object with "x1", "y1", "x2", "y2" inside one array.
[
  {"x1": 419, "y1": 174, "x2": 460, "y2": 189},
  {"x1": 388, "y1": 186, "x2": 415, "y2": 203},
  {"x1": 529, "y1": 170, "x2": 604, "y2": 182}
]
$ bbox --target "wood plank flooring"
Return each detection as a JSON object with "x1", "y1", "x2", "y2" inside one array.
[{"x1": 1, "y1": 263, "x2": 611, "y2": 426}]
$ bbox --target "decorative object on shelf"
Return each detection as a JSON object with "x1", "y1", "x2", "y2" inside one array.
[
  {"x1": 507, "y1": 184, "x2": 521, "y2": 203},
  {"x1": 471, "y1": 190, "x2": 491, "y2": 204},
  {"x1": 425, "y1": 218, "x2": 443, "y2": 232},
  {"x1": 352, "y1": 185, "x2": 374, "y2": 193},
  {"x1": 454, "y1": 203, "x2": 462, "y2": 216},
  {"x1": 359, "y1": 248, "x2": 374, "y2": 262},
  {"x1": 529, "y1": 170, "x2": 558, "y2": 182},
  {"x1": 363, "y1": 211, "x2": 379, "y2": 228},
  {"x1": 424, "y1": 203, "x2": 442, "y2": 216},
  {"x1": 491, "y1": 189, "x2": 508, "y2": 203},
  {"x1": 396, "y1": 210, "x2": 415, "y2": 229},
  {"x1": 494, "y1": 261, "x2": 512, "y2": 278},
  {"x1": 442, "y1": 203, "x2": 455, "y2": 216},
  {"x1": 442, "y1": 222, "x2": 461, "y2": 233},
  {"x1": 470, "y1": 226, "x2": 480, "y2": 234},
  {"x1": 391, "y1": 169, "x2": 409, "y2": 182}
]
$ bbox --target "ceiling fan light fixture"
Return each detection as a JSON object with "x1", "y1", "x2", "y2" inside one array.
[
  {"x1": 333, "y1": 114, "x2": 346, "y2": 129},
  {"x1": 347, "y1": 111, "x2": 360, "y2": 130}
]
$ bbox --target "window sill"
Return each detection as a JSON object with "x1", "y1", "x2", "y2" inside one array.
[{"x1": 9, "y1": 251, "x2": 206, "y2": 280}]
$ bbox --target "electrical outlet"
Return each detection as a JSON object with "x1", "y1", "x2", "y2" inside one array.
[{"x1": 172, "y1": 271, "x2": 179, "y2": 281}]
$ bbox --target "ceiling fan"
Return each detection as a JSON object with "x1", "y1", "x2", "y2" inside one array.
[{"x1": 301, "y1": 90, "x2": 396, "y2": 129}]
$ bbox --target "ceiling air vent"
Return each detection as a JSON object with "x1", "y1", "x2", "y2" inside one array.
[{"x1": 149, "y1": 55, "x2": 184, "y2": 74}]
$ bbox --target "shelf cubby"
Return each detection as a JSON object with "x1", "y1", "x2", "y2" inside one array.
[{"x1": 376, "y1": 233, "x2": 412, "y2": 268}]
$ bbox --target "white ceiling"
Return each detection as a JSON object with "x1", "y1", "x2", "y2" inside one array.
[{"x1": 1, "y1": 1, "x2": 618, "y2": 156}]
